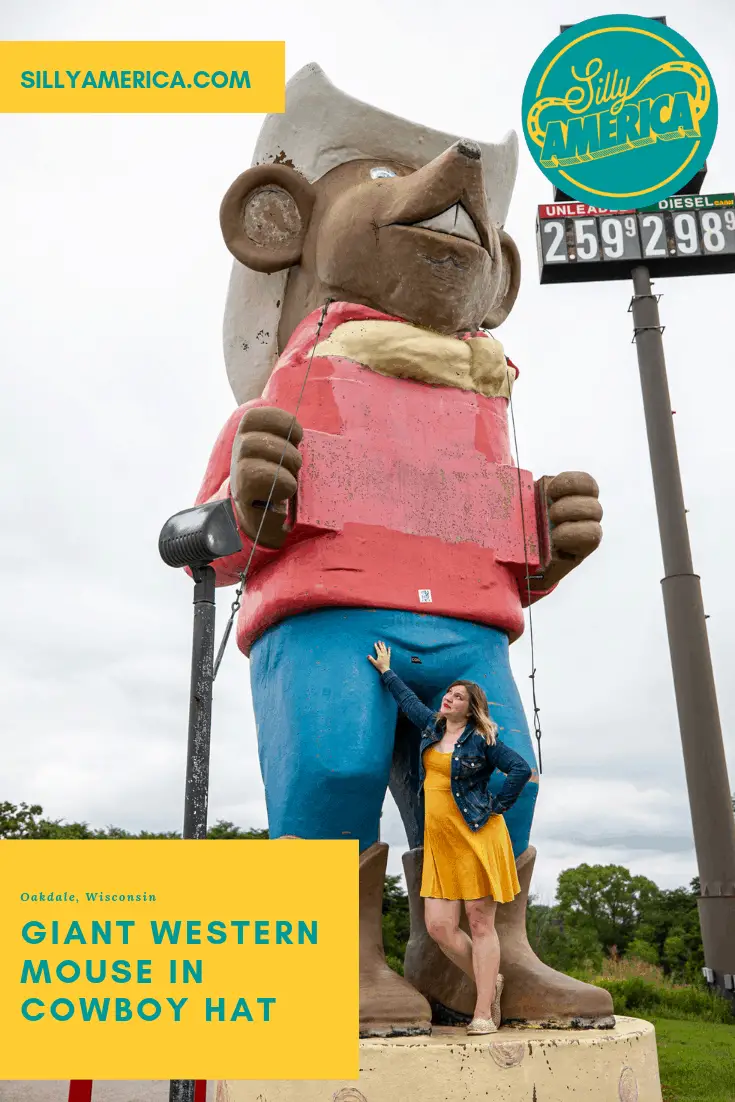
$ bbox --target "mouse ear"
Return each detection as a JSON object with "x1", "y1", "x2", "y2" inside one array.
[
  {"x1": 481, "y1": 230, "x2": 521, "y2": 329},
  {"x1": 219, "y1": 163, "x2": 316, "y2": 273}
]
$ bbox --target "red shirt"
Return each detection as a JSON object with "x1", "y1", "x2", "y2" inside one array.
[{"x1": 196, "y1": 303, "x2": 551, "y2": 655}]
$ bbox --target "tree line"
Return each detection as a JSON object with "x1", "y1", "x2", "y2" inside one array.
[
  {"x1": 3, "y1": 799, "x2": 727, "y2": 983},
  {"x1": 380, "y1": 864, "x2": 705, "y2": 982},
  {"x1": 0, "y1": 801, "x2": 267, "y2": 840}
]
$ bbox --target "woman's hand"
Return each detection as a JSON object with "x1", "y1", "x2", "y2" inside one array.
[{"x1": 367, "y1": 641, "x2": 391, "y2": 674}]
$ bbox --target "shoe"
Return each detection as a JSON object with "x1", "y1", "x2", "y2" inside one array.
[
  {"x1": 467, "y1": 1017, "x2": 498, "y2": 1035},
  {"x1": 491, "y1": 973, "x2": 504, "y2": 1028},
  {"x1": 359, "y1": 842, "x2": 432, "y2": 1037}
]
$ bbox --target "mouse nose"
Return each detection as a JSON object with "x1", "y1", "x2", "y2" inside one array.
[
  {"x1": 457, "y1": 139, "x2": 482, "y2": 161},
  {"x1": 379, "y1": 137, "x2": 491, "y2": 254}
]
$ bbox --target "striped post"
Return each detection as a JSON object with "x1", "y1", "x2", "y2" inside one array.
[{"x1": 67, "y1": 1083, "x2": 207, "y2": 1100}]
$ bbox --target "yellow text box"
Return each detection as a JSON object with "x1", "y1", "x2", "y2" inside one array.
[
  {"x1": 0, "y1": 840, "x2": 358, "y2": 1079},
  {"x1": 0, "y1": 41, "x2": 284, "y2": 112}
]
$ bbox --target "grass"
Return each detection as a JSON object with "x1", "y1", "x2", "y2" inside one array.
[
  {"x1": 568, "y1": 957, "x2": 735, "y2": 1099},
  {"x1": 572, "y1": 957, "x2": 735, "y2": 1024},
  {"x1": 595, "y1": 955, "x2": 670, "y2": 983},
  {"x1": 652, "y1": 1018, "x2": 735, "y2": 1102},
  {"x1": 598, "y1": 976, "x2": 734, "y2": 1024}
]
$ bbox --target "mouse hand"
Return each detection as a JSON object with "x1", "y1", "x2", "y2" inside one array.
[
  {"x1": 231, "y1": 406, "x2": 304, "y2": 549},
  {"x1": 529, "y1": 472, "x2": 603, "y2": 593}
]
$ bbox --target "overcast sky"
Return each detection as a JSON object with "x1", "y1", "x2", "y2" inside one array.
[{"x1": 1, "y1": 0, "x2": 734, "y2": 905}]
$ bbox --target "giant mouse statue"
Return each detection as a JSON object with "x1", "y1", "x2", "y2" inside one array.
[{"x1": 195, "y1": 63, "x2": 614, "y2": 1034}]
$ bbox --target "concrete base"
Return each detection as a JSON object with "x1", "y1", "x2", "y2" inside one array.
[{"x1": 217, "y1": 1018, "x2": 663, "y2": 1101}]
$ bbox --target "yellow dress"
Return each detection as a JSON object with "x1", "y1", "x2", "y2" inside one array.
[{"x1": 421, "y1": 747, "x2": 521, "y2": 902}]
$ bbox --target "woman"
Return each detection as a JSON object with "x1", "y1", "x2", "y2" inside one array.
[{"x1": 368, "y1": 640, "x2": 532, "y2": 1035}]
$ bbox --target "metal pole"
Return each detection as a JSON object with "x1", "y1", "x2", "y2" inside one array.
[
  {"x1": 630, "y1": 265, "x2": 735, "y2": 1000},
  {"x1": 183, "y1": 564, "x2": 217, "y2": 840},
  {"x1": 169, "y1": 1084, "x2": 197, "y2": 1102},
  {"x1": 170, "y1": 565, "x2": 216, "y2": 1100}
]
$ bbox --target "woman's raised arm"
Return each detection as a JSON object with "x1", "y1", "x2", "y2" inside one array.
[{"x1": 368, "y1": 641, "x2": 436, "y2": 732}]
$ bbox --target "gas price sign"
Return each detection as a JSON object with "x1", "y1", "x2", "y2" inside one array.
[{"x1": 537, "y1": 194, "x2": 735, "y2": 283}]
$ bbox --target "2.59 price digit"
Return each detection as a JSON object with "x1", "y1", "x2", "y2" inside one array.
[
  {"x1": 601, "y1": 218, "x2": 623, "y2": 258},
  {"x1": 574, "y1": 218, "x2": 599, "y2": 260},
  {"x1": 542, "y1": 220, "x2": 567, "y2": 263},
  {"x1": 599, "y1": 215, "x2": 640, "y2": 260}
]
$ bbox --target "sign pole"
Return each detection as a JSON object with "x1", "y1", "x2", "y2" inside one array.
[
  {"x1": 169, "y1": 565, "x2": 217, "y2": 1102},
  {"x1": 159, "y1": 499, "x2": 242, "y2": 1100},
  {"x1": 629, "y1": 264, "x2": 735, "y2": 999}
]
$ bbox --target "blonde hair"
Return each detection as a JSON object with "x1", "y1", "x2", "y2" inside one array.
[{"x1": 437, "y1": 680, "x2": 498, "y2": 745}]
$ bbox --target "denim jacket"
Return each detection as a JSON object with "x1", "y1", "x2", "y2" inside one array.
[{"x1": 381, "y1": 669, "x2": 532, "y2": 834}]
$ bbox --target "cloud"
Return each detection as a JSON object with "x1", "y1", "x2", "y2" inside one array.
[{"x1": 1, "y1": 0, "x2": 734, "y2": 918}]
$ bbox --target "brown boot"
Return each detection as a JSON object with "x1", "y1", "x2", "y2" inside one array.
[
  {"x1": 402, "y1": 846, "x2": 476, "y2": 1023},
  {"x1": 496, "y1": 846, "x2": 614, "y2": 1028},
  {"x1": 360, "y1": 842, "x2": 432, "y2": 1037},
  {"x1": 403, "y1": 845, "x2": 615, "y2": 1029}
]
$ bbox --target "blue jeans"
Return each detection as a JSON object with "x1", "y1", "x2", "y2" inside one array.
[{"x1": 249, "y1": 608, "x2": 538, "y2": 856}]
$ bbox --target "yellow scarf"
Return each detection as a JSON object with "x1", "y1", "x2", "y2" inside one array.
[{"x1": 314, "y1": 319, "x2": 515, "y2": 399}]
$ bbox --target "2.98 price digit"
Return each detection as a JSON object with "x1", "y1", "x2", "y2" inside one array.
[
  {"x1": 699, "y1": 210, "x2": 735, "y2": 254},
  {"x1": 672, "y1": 213, "x2": 700, "y2": 255}
]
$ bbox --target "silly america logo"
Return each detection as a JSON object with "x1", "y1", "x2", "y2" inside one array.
[{"x1": 522, "y1": 15, "x2": 718, "y2": 210}]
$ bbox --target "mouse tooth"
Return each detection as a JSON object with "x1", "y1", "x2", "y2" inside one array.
[
  {"x1": 453, "y1": 204, "x2": 482, "y2": 245},
  {"x1": 414, "y1": 205, "x2": 458, "y2": 234},
  {"x1": 412, "y1": 203, "x2": 481, "y2": 245}
]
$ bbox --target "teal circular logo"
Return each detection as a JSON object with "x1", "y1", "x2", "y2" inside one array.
[{"x1": 522, "y1": 14, "x2": 718, "y2": 210}]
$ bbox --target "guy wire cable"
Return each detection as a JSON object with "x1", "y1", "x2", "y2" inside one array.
[{"x1": 502, "y1": 348, "x2": 544, "y2": 774}]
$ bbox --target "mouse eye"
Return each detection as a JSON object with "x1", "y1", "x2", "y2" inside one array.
[{"x1": 370, "y1": 167, "x2": 397, "y2": 179}]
